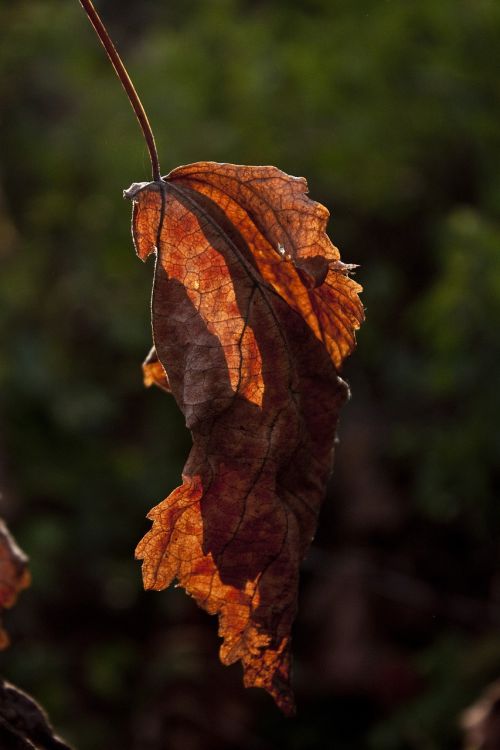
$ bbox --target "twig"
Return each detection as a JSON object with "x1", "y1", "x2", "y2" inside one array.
[{"x1": 78, "y1": 0, "x2": 161, "y2": 182}]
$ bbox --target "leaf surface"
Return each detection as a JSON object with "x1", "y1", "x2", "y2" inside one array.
[{"x1": 128, "y1": 162, "x2": 363, "y2": 714}]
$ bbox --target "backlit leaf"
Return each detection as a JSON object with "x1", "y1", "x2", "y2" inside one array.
[{"x1": 128, "y1": 162, "x2": 363, "y2": 714}]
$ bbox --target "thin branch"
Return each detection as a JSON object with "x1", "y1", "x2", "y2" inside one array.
[{"x1": 78, "y1": 0, "x2": 161, "y2": 182}]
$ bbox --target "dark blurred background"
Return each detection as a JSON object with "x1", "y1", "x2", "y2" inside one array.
[{"x1": 1, "y1": 1, "x2": 500, "y2": 748}]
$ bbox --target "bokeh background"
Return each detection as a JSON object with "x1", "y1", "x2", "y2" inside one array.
[{"x1": 1, "y1": 1, "x2": 500, "y2": 748}]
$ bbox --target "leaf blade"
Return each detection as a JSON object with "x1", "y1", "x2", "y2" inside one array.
[{"x1": 130, "y1": 162, "x2": 363, "y2": 713}]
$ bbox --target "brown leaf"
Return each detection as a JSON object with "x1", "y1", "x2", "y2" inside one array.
[
  {"x1": 127, "y1": 162, "x2": 363, "y2": 714},
  {"x1": 0, "y1": 520, "x2": 30, "y2": 650}
]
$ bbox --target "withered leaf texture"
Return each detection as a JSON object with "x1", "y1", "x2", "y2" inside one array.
[
  {"x1": 0, "y1": 520, "x2": 30, "y2": 650},
  {"x1": 127, "y1": 162, "x2": 363, "y2": 714}
]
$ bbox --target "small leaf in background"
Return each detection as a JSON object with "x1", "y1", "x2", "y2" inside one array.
[
  {"x1": 462, "y1": 681, "x2": 500, "y2": 750},
  {"x1": 129, "y1": 162, "x2": 363, "y2": 714},
  {"x1": 0, "y1": 521, "x2": 72, "y2": 748},
  {"x1": 0, "y1": 519, "x2": 30, "y2": 650},
  {"x1": 0, "y1": 678, "x2": 73, "y2": 750}
]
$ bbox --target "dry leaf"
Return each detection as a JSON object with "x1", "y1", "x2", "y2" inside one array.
[
  {"x1": 0, "y1": 520, "x2": 30, "y2": 650},
  {"x1": 128, "y1": 162, "x2": 363, "y2": 714}
]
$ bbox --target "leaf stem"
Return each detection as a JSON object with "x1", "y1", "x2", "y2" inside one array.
[{"x1": 78, "y1": 0, "x2": 161, "y2": 182}]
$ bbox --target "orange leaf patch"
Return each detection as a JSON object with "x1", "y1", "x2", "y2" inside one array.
[{"x1": 127, "y1": 162, "x2": 363, "y2": 714}]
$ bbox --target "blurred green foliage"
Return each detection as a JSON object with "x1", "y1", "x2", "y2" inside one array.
[{"x1": 0, "y1": 1, "x2": 499, "y2": 748}]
